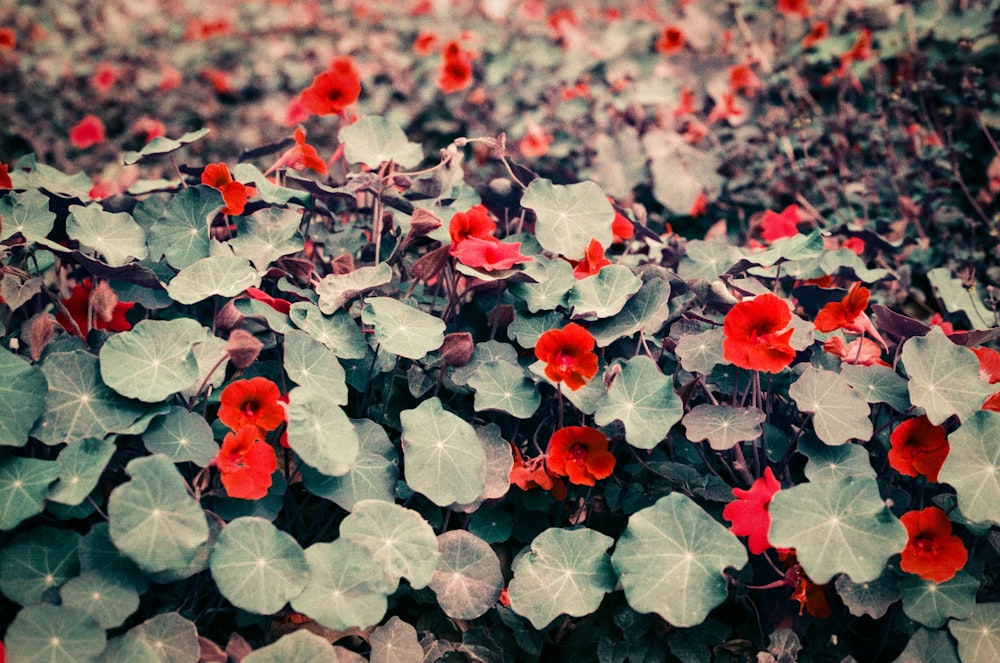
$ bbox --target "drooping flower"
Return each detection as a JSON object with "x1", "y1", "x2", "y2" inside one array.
[
  {"x1": 509, "y1": 445, "x2": 567, "y2": 500},
  {"x1": 722, "y1": 294, "x2": 797, "y2": 373},
  {"x1": 777, "y1": 0, "x2": 812, "y2": 19},
  {"x1": 300, "y1": 57, "x2": 362, "y2": 116},
  {"x1": 778, "y1": 550, "x2": 831, "y2": 618},
  {"x1": 438, "y1": 40, "x2": 474, "y2": 94},
  {"x1": 546, "y1": 426, "x2": 616, "y2": 486},
  {"x1": 568, "y1": 239, "x2": 611, "y2": 279},
  {"x1": 217, "y1": 377, "x2": 286, "y2": 433},
  {"x1": 899, "y1": 507, "x2": 968, "y2": 583},
  {"x1": 451, "y1": 237, "x2": 531, "y2": 272},
  {"x1": 266, "y1": 127, "x2": 328, "y2": 176},
  {"x1": 201, "y1": 162, "x2": 248, "y2": 216},
  {"x1": 69, "y1": 115, "x2": 106, "y2": 149},
  {"x1": 723, "y1": 467, "x2": 781, "y2": 555},
  {"x1": 55, "y1": 279, "x2": 134, "y2": 337},
  {"x1": 759, "y1": 204, "x2": 801, "y2": 242},
  {"x1": 814, "y1": 282, "x2": 887, "y2": 349},
  {"x1": 214, "y1": 425, "x2": 278, "y2": 500},
  {"x1": 888, "y1": 415, "x2": 949, "y2": 483},
  {"x1": 822, "y1": 335, "x2": 887, "y2": 366},
  {"x1": 535, "y1": 323, "x2": 599, "y2": 391},
  {"x1": 448, "y1": 205, "x2": 497, "y2": 248},
  {"x1": 655, "y1": 25, "x2": 684, "y2": 54}
]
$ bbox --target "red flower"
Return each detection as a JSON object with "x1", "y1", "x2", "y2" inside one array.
[
  {"x1": 803, "y1": 22, "x2": 829, "y2": 49},
  {"x1": 55, "y1": 279, "x2": 134, "y2": 337},
  {"x1": 778, "y1": 550, "x2": 831, "y2": 618},
  {"x1": 982, "y1": 392, "x2": 1000, "y2": 412},
  {"x1": 899, "y1": 507, "x2": 968, "y2": 583},
  {"x1": 131, "y1": 117, "x2": 166, "y2": 144},
  {"x1": 689, "y1": 191, "x2": 708, "y2": 217},
  {"x1": 814, "y1": 282, "x2": 869, "y2": 332},
  {"x1": 822, "y1": 335, "x2": 887, "y2": 367},
  {"x1": 0, "y1": 28, "x2": 16, "y2": 50},
  {"x1": 722, "y1": 294, "x2": 796, "y2": 373},
  {"x1": 706, "y1": 90, "x2": 745, "y2": 125},
  {"x1": 568, "y1": 239, "x2": 611, "y2": 279},
  {"x1": 438, "y1": 41, "x2": 474, "y2": 94},
  {"x1": 413, "y1": 30, "x2": 438, "y2": 56},
  {"x1": 973, "y1": 346, "x2": 1000, "y2": 384},
  {"x1": 218, "y1": 377, "x2": 285, "y2": 433},
  {"x1": 449, "y1": 205, "x2": 497, "y2": 248},
  {"x1": 841, "y1": 236, "x2": 865, "y2": 255},
  {"x1": 300, "y1": 57, "x2": 362, "y2": 116},
  {"x1": 0, "y1": 162, "x2": 11, "y2": 190},
  {"x1": 759, "y1": 204, "x2": 801, "y2": 242},
  {"x1": 159, "y1": 64, "x2": 182, "y2": 92},
  {"x1": 611, "y1": 209, "x2": 634, "y2": 242},
  {"x1": 928, "y1": 313, "x2": 955, "y2": 335},
  {"x1": 777, "y1": 0, "x2": 811, "y2": 19},
  {"x1": 244, "y1": 286, "x2": 291, "y2": 315},
  {"x1": 69, "y1": 115, "x2": 106, "y2": 149},
  {"x1": 201, "y1": 162, "x2": 248, "y2": 216},
  {"x1": 655, "y1": 26, "x2": 684, "y2": 54},
  {"x1": 214, "y1": 425, "x2": 278, "y2": 500},
  {"x1": 518, "y1": 128, "x2": 553, "y2": 158},
  {"x1": 728, "y1": 62, "x2": 762, "y2": 96},
  {"x1": 452, "y1": 237, "x2": 531, "y2": 272},
  {"x1": 723, "y1": 467, "x2": 781, "y2": 555},
  {"x1": 535, "y1": 323, "x2": 599, "y2": 391},
  {"x1": 546, "y1": 426, "x2": 616, "y2": 486},
  {"x1": 888, "y1": 415, "x2": 949, "y2": 483},
  {"x1": 91, "y1": 62, "x2": 119, "y2": 93},
  {"x1": 200, "y1": 67, "x2": 232, "y2": 95},
  {"x1": 509, "y1": 446, "x2": 566, "y2": 500},
  {"x1": 266, "y1": 127, "x2": 328, "y2": 176}
]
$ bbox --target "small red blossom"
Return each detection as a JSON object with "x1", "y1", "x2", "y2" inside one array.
[
  {"x1": 899, "y1": 507, "x2": 968, "y2": 583},
  {"x1": 814, "y1": 282, "x2": 869, "y2": 332},
  {"x1": 214, "y1": 425, "x2": 278, "y2": 500},
  {"x1": 300, "y1": 57, "x2": 362, "y2": 116},
  {"x1": 413, "y1": 30, "x2": 438, "y2": 56},
  {"x1": 201, "y1": 67, "x2": 232, "y2": 95},
  {"x1": 69, "y1": 115, "x2": 106, "y2": 149},
  {"x1": 509, "y1": 445, "x2": 567, "y2": 500},
  {"x1": 448, "y1": 205, "x2": 497, "y2": 248},
  {"x1": 822, "y1": 336, "x2": 887, "y2": 367},
  {"x1": 546, "y1": 426, "x2": 616, "y2": 486},
  {"x1": 673, "y1": 87, "x2": 697, "y2": 117},
  {"x1": 131, "y1": 117, "x2": 166, "y2": 144},
  {"x1": 55, "y1": 279, "x2": 134, "y2": 337},
  {"x1": 0, "y1": 28, "x2": 16, "y2": 50},
  {"x1": 728, "y1": 62, "x2": 762, "y2": 96},
  {"x1": 982, "y1": 392, "x2": 1000, "y2": 412},
  {"x1": 201, "y1": 163, "x2": 248, "y2": 216},
  {"x1": 218, "y1": 377, "x2": 285, "y2": 433},
  {"x1": 451, "y1": 237, "x2": 531, "y2": 272},
  {"x1": 689, "y1": 191, "x2": 707, "y2": 217},
  {"x1": 759, "y1": 204, "x2": 801, "y2": 242},
  {"x1": 535, "y1": 323, "x2": 600, "y2": 391},
  {"x1": 438, "y1": 41, "x2": 474, "y2": 94},
  {"x1": 723, "y1": 467, "x2": 781, "y2": 554},
  {"x1": 266, "y1": 127, "x2": 328, "y2": 176},
  {"x1": 91, "y1": 62, "x2": 119, "y2": 93},
  {"x1": 518, "y1": 127, "x2": 553, "y2": 158},
  {"x1": 927, "y1": 313, "x2": 955, "y2": 335},
  {"x1": 777, "y1": 0, "x2": 811, "y2": 19},
  {"x1": 706, "y1": 90, "x2": 745, "y2": 125},
  {"x1": 803, "y1": 22, "x2": 829, "y2": 49},
  {"x1": 778, "y1": 550, "x2": 831, "y2": 618},
  {"x1": 888, "y1": 415, "x2": 949, "y2": 483},
  {"x1": 245, "y1": 286, "x2": 291, "y2": 315},
  {"x1": 611, "y1": 209, "x2": 634, "y2": 242},
  {"x1": 184, "y1": 17, "x2": 231, "y2": 41},
  {"x1": 158, "y1": 64, "x2": 182, "y2": 92},
  {"x1": 722, "y1": 294, "x2": 797, "y2": 373},
  {"x1": 656, "y1": 26, "x2": 685, "y2": 54},
  {"x1": 841, "y1": 236, "x2": 865, "y2": 255},
  {"x1": 973, "y1": 347, "x2": 1000, "y2": 384},
  {"x1": 568, "y1": 239, "x2": 611, "y2": 279},
  {"x1": 0, "y1": 163, "x2": 11, "y2": 189}
]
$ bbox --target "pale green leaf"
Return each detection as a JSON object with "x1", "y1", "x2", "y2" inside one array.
[
  {"x1": 840, "y1": 364, "x2": 911, "y2": 412},
  {"x1": 362, "y1": 297, "x2": 445, "y2": 360},
  {"x1": 789, "y1": 366, "x2": 872, "y2": 446},
  {"x1": 589, "y1": 277, "x2": 672, "y2": 347},
  {"x1": 0, "y1": 526, "x2": 80, "y2": 605},
  {"x1": 78, "y1": 523, "x2": 149, "y2": 594},
  {"x1": 60, "y1": 571, "x2": 140, "y2": 629},
  {"x1": 167, "y1": 254, "x2": 261, "y2": 304},
  {"x1": 232, "y1": 162, "x2": 309, "y2": 206},
  {"x1": 682, "y1": 404, "x2": 764, "y2": 451},
  {"x1": 834, "y1": 569, "x2": 900, "y2": 618},
  {"x1": 227, "y1": 206, "x2": 304, "y2": 270},
  {"x1": 938, "y1": 409, "x2": 1000, "y2": 526},
  {"x1": 902, "y1": 571, "x2": 977, "y2": 628},
  {"x1": 567, "y1": 265, "x2": 642, "y2": 320},
  {"x1": 4, "y1": 605, "x2": 105, "y2": 663},
  {"x1": 0, "y1": 455, "x2": 58, "y2": 529},
  {"x1": 798, "y1": 436, "x2": 875, "y2": 483},
  {"x1": 466, "y1": 360, "x2": 540, "y2": 418},
  {"x1": 649, "y1": 157, "x2": 702, "y2": 216},
  {"x1": 233, "y1": 298, "x2": 296, "y2": 334},
  {"x1": 289, "y1": 302, "x2": 367, "y2": 359},
  {"x1": 521, "y1": 178, "x2": 614, "y2": 260},
  {"x1": 948, "y1": 602, "x2": 1000, "y2": 663},
  {"x1": 179, "y1": 328, "x2": 229, "y2": 400},
  {"x1": 902, "y1": 327, "x2": 993, "y2": 424},
  {"x1": 284, "y1": 329, "x2": 348, "y2": 405},
  {"x1": 611, "y1": 493, "x2": 748, "y2": 627},
  {"x1": 286, "y1": 386, "x2": 359, "y2": 476},
  {"x1": 677, "y1": 239, "x2": 741, "y2": 281},
  {"x1": 370, "y1": 616, "x2": 423, "y2": 663},
  {"x1": 595, "y1": 355, "x2": 681, "y2": 449},
  {"x1": 0, "y1": 189, "x2": 55, "y2": 242},
  {"x1": 429, "y1": 531, "x2": 504, "y2": 620},
  {"x1": 340, "y1": 499, "x2": 441, "y2": 589},
  {"x1": 508, "y1": 256, "x2": 575, "y2": 312},
  {"x1": 929, "y1": 267, "x2": 996, "y2": 331},
  {"x1": 67, "y1": 204, "x2": 147, "y2": 266},
  {"x1": 142, "y1": 406, "x2": 218, "y2": 467},
  {"x1": 147, "y1": 186, "x2": 221, "y2": 269},
  {"x1": 768, "y1": 476, "x2": 907, "y2": 584},
  {"x1": 300, "y1": 419, "x2": 397, "y2": 511},
  {"x1": 315, "y1": 263, "x2": 393, "y2": 313},
  {"x1": 123, "y1": 128, "x2": 210, "y2": 165},
  {"x1": 99, "y1": 319, "x2": 203, "y2": 402},
  {"x1": 674, "y1": 328, "x2": 726, "y2": 376},
  {"x1": 48, "y1": 438, "x2": 114, "y2": 506},
  {"x1": 339, "y1": 116, "x2": 423, "y2": 168},
  {"x1": 121, "y1": 612, "x2": 199, "y2": 663},
  {"x1": 10, "y1": 162, "x2": 91, "y2": 199},
  {"x1": 508, "y1": 309, "x2": 563, "y2": 348},
  {"x1": 449, "y1": 340, "x2": 520, "y2": 385},
  {"x1": 892, "y1": 628, "x2": 960, "y2": 663},
  {"x1": 508, "y1": 527, "x2": 615, "y2": 629},
  {"x1": 243, "y1": 631, "x2": 339, "y2": 663}
]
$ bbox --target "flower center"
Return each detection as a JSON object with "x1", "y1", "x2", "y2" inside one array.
[
  {"x1": 568, "y1": 443, "x2": 589, "y2": 463},
  {"x1": 243, "y1": 401, "x2": 259, "y2": 420},
  {"x1": 913, "y1": 536, "x2": 935, "y2": 554}
]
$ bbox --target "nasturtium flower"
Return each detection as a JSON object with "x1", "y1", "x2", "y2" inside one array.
[
  {"x1": 451, "y1": 236, "x2": 531, "y2": 272},
  {"x1": 0, "y1": 162, "x2": 11, "y2": 189},
  {"x1": 814, "y1": 282, "x2": 869, "y2": 332},
  {"x1": 214, "y1": 425, "x2": 278, "y2": 500},
  {"x1": 448, "y1": 205, "x2": 497, "y2": 248},
  {"x1": 778, "y1": 550, "x2": 831, "y2": 618},
  {"x1": 518, "y1": 127, "x2": 553, "y2": 158},
  {"x1": 822, "y1": 335, "x2": 887, "y2": 366},
  {"x1": 300, "y1": 56, "x2": 362, "y2": 116},
  {"x1": 55, "y1": 279, "x2": 134, "y2": 337},
  {"x1": 438, "y1": 40, "x2": 474, "y2": 94},
  {"x1": 546, "y1": 426, "x2": 616, "y2": 486},
  {"x1": 655, "y1": 25, "x2": 684, "y2": 54},
  {"x1": 91, "y1": 62, "x2": 119, "y2": 93},
  {"x1": 69, "y1": 115, "x2": 106, "y2": 149},
  {"x1": 0, "y1": 27, "x2": 16, "y2": 50},
  {"x1": 535, "y1": 322, "x2": 599, "y2": 391},
  {"x1": 266, "y1": 127, "x2": 327, "y2": 176},
  {"x1": 777, "y1": 0, "x2": 812, "y2": 19},
  {"x1": 413, "y1": 30, "x2": 438, "y2": 56},
  {"x1": 722, "y1": 293, "x2": 797, "y2": 373},
  {"x1": 722, "y1": 467, "x2": 781, "y2": 555},
  {"x1": 201, "y1": 162, "x2": 248, "y2": 216},
  {"x1": 759, "y1": 204, "x2": 801, "y2": 242},
  {"x1": 888, "y1": 415, "x2": 949, "y2": 483},
  {"x1": 728, "y1": 62, "x2": 762, "y2": 96},
  {"x1": 509, "y1": 445, "x2": 566, "y2": 500},
  {"x1": 973, "y1": 346, "x2": 1000, "y2": 384},
  {"x1": 803, "y1": 21, "x2": 829, "y2": 48},
  {"x1": 611, "y1": 208, "x2": 634, "y2": 242},
  {"x1": 568, "y1": 239, "x2": 611, "y2": 279},
  {"x1": 899, "y1": 507, "x2": 968, "y2": 583},
  {"x1": 218, "y1": 377, "x2": 285, "y2": 433}
]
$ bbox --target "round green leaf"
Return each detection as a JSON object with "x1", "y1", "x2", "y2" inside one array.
[
  {"x1": 507, "y1": 309, "x2": 563, "y2": 348},
  {"x1": 227, "y1": 207, "x2": 304, "y2": 270},
  {"x1": 454, "y1": 423, "x2": 513, "y2": 510},
  {"x1": 33, "y1": 351, "x2": 148, "y2": 446},
  {"x1": 0, "y1": 346, "x2": 48, "y2": 447},
  {"x1": 123, "y1": 128, "x2": 210, "y2": 165},
  {"x1": 893, "y1": 628, "x2": 960, "y2": 663},
  {"x1": 949, "y1": 602, "x2": 1000, "y2": 663},
  {"x1": 283, "y1": 329, "x2": 347, "y2": 405},
  {"x1": 179, "y1": 328, "x2": 229, "y2": 400},
  {"x1": 567, "y1": 265, "x2": 642, "y2": 320},
  {"x1": 939, "y1": 409, "x2": 1000, "y2": 526},
  {"x1": 142, "y1": 406, "x2": 218, "y2": 467},
  {"x1": 243, "y1": 630, "x2": 339, "y2": 663},
  {"x1": 466, "y1": 359, "x2": 540, "y2": 418},
  {"x1": 338, "y1": 116, "x2": 423, "y2": 168},
  {"x1": 0, "y1": 526, "x2": 80, "y2": 605},
  {"x1": 834, "y1": 569, "x2": 900, "y2": 618},
  {"x1": 902, "y1": 327, "x2": 993, "y2": 425},
  {"x1": 840, "y1": 364, "x2": 911, "y2": 412},
  {"x1": 60, "y1": 571, "x2": 140, "y2": 629},
  {"x1": 315, "y1": 263, "x2": 393, "y2": 313},
  {"x1": 120, "y1": 612, "x2": 199, "y2": 663},
  {"x1": 508, "y1": 527, "x2": 615, "y2": 629},
  {"x1": 340, "y1": 499, "x2": 441, "y2": 589},
  {"x1": 78, "y1": 523, "x2": 149, "y2": 593},
  {"x1": 100, "y1": 319, "x2": 204, "y2": 402},
  {"x1": 929, "y1": 267, "x2": 996, "y2": 331},
  {"x1": 67, "y1": 204, "x2": 148, "y2": 266},
  {"x1": 5, "y1": 604, "x2": 105, "y2": 663},
  {"x1": 509, "y1": 256, "x2": 574, "y2": 313},
  {"x1": 286, "y1": 386, "x2": 360, "y2": 477},
  {"x1": 107, "y1": 454, "x2": 209, "y2": 573},
  {"x1": 362, "y1": 297, "x2": 446, "y2": 360},
  {"x1": 301, "y1": 419, "x2": 398, "y2": 511},
  {"x1": 400, "y1": 397, "x2": 486, "y2": 506},
  {"x1": 677, "y1": 239, "x2": 741, "y2": 280},
  {"x1": 595, "y1": 355, "x2": 681, "y2": 449},
  {"x1": 234, "y1": 297, "x2": 296, "y2": 334},
  {"x1": 291, "y1": 538, "x2": 393, "y2": 631},
  {"x1": 768, "y1": 476, "x2": 907, "y2": 584},
  {"x1": 232, "y1": 163, "x2": 309, "y2": 206},
  {"x1": 468, "y1": 508, "x2": 513, "y2": 544},
  {"x1": 674, "y1": 328, "x2": 726, "y2": 376},
  {"x1": 450, "y1": 340, "x2": 520, "y2": 385},
  {"x1": 147, "y1": 186, "x2": 221, "y2": 269},
  {"x1": 166, "y1": 254, "x2": 261, "y2": 305},
  {"x1": 289, "y1": 302, "x2": 367, "y2": 359},
  {"x1": 429, "y1": 530, "x2": 504, "y2": 620},
  {"x1": 521, "y1": 178, "x2": 614, "y2": 260},
  {"x1": 0, "y1": 455, "x2": 59, "y2": 529},
  {"x1": 902, "y1": 570, "x2": 978, "y2": 628},
  {"x1": 0, "y1": 189, "x2": 56, "y2": 242},
  {"x1": 798, "y1": 436, "x2": 875, "y2": 483},
  {"x1": 98, "y1": 635, "x2": 159, "y2": 663},
  {"x1": 589, "y1": 276, "x2": 673, "y2": 348},
  {"x1": 209, "y1": 516, "x2": 309, "y2": 615},
  {"x1": 370, "y1": 616, "x2": 423, "y2": 663},
  {"x1": 682, "y1": 404, "x2": 765, "y2": 451},
  {"x1": 789, "y1": 366, "x2": 872, "y2": 446},
  {"x1": 611, "y1": 493, "x2": 747, "y2": 627},
  {"x1": 48, "y1": 437, "x2": 115, "y2": 506}
]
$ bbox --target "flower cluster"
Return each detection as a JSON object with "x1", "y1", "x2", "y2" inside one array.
[
  {"x1": 448, "y1": 205, "x2": 530, "y2": 272},
  {"x1": 211, "y1": 377, "x2": 282, "y2": 499},
  {"x1": 201, "y1": 163, "x2": 249, "y2": 216},
  {"x1": 299, "y1": 56, "x2": 361, "y2": 117}
]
